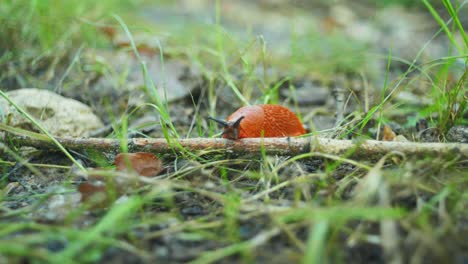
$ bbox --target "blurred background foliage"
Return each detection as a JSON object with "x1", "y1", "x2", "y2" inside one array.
[{"x1": 0, "y1": 0, "x2": 142, "y2": 54}]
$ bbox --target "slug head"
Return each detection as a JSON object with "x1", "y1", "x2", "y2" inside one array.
[{"x1": 208, "y1": 116, "x2": 245, "y2": 140}]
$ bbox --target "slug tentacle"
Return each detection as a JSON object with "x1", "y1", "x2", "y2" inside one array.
[
  {"x1": 207, "y1": 116, "x2": 229, "y2": 127},
  {"x1": 208, "y1": 116, "x2": 245, "y2": 140}
]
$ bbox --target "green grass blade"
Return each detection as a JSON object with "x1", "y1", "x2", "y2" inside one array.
[
  {"x1": 442, "y1": 0, "x2": 468, "y2": 49},
  {"x1": 303, "y1": 220, "x2": 328, "y2": 264},
  {"x1": 54, "y1": 196, "x2": 142, "y2": 262},
  {"x1": 422, "y1": 0, "x2": 463, "y2": 54}
]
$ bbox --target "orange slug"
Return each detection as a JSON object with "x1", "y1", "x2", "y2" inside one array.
[{"x1": 209, "y1": 104, "x2": 306, "y2": 140}]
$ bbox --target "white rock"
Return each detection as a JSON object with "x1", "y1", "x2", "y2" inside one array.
[{"x1": 0, "y1": 88, "x2": 104, "y2": 137}]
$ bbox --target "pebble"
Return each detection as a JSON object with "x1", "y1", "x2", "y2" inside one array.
[{"x1": 0, "y1": 88, "x2": 104, "y2": 137}]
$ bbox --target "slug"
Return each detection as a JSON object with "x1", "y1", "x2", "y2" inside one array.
[{"x1": 208, "y1": 104, "x2": 306, "y2": 140}]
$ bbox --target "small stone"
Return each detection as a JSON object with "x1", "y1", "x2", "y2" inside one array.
[
  {"x1": 180, "y1": 205, "x2": 204, "y2": 216},
  {"x1": 394, "y1": 135, "x2": 409, "y2": 142},
  {"x1": 0, "y1": 88, "x2": 104, "y2": 137},
  {"x1": 447, "y1": 125, "x2": 468, "y2": 143},
  {"x1": 34, "y1": 191, "x2": 82, "y2": 222}
]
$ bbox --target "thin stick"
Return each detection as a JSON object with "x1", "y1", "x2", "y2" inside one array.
[{"x1": 5, "y1": 135, "x2": 467, "y2": 160}]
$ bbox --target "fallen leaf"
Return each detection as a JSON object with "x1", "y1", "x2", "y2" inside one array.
[
  {"x1": 98, "y1": 25, "x2": 117, "y2": 40},
  {"x1": 77, "y1": 152, "x2": 163, "y2": 208},
  {"x1": 382, "y1": 125, "x2": 396, "y2": 141},
  {"x1": 115, "y1": 152, "x2": 163, "y2": 177},
  {"x1": 113, "y1": 33, "x2": 162, "y2": 56},
  {"x1": 78, "y1": 180, "x2": 119, "y2": 208}
]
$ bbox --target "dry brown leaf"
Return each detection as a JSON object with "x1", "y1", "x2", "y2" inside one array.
[
  {"x1": 78, "y1": 181, "x2": 112, "y2": 208},
  {"x1": 383, "y1": 125, "x2": 396, "y2": 141},
  {"x1": 77, "y1": 152, "x2": 163, "y2": 208},
  {"x1": 98, "y1": 25, "x2": 117, "y2": 40},
  {"x1": 115, "y1": 152, "x2": 163, "y2": 177}
]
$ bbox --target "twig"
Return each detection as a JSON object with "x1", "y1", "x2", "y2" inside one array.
[{"x1": 4, "y1": 135, "x2": 468, "y2": 159}]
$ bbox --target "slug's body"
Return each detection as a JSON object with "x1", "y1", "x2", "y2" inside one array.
[{"x1": 209, "y1": 104, "x2": 306, "y2": 140}]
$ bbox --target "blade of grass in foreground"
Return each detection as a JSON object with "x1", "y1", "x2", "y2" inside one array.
[
  {"x1": 278, "y1": 206, "x2": 406, "y2": 224},
  {"x1": 303, "y1": 220, "x2": 328, "y2": 264},
  {"x1": 190, "y1": 228, "x2": 281, "y2": 264},
  {"x1": 189, "y1": 206, "x2": 405, "y2": 264},
  {"x1": 53, "y1": 196, "x2": 142, "y2": 262}
]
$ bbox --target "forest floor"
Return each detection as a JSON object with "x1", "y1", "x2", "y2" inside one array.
[{"x1": 0, "y1": 1, "x2": 467, "y2": 263}]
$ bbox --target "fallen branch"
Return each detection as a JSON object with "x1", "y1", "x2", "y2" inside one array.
[{"x1": 4, "y1": 135, "x2": 468, "y2": 160}]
